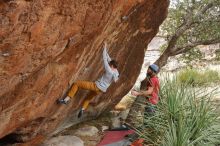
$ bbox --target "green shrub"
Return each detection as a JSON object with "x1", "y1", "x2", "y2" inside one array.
[
  {"x1": 134, "y1": 78, "x2": 220, "y2": 146},
  {"x1": 177, "y1": 69, "x2": 220, "y2": 86}
]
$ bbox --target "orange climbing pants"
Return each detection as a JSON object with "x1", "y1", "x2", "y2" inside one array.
[{"x1": 68, "y1": 81, "x2": 101, "y2": 110}]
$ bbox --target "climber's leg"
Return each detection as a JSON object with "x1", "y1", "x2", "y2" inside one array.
[
  {"x1": 78, "y1": 88, "x2": 101, "y2": 118},
  {"x1": 58, "y1": 81, "x2": 100, "y2": 104},
  {"x1": 58, "y1": 81, "x2": 94, "y2": 104},
  {"x1": 83, "y1": 91, "x2": 100, "y2": 110}
]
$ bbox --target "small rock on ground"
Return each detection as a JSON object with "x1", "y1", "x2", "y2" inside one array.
[
  {"x1": 41, "y1": 136, "x2": 84, "y2": 146},
  {"x1": 75, "y1": 125, "x2": 99, "y2": 137}
]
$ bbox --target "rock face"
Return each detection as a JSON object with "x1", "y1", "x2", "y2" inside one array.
[{"x1": 0, "y1": 0, "x2": 169, "y2": 145}]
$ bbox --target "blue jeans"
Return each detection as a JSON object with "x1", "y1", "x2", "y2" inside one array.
[{"x1": 144, "y1": 102, "x2": 156, "y2": 117}]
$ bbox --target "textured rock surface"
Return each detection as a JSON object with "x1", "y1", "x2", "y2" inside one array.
[
  {"x1": 0, "y1": 0, "x2": 169, "y2": 145},
  {"x1": 74, "y1": 126, "x2": 98, "y2": 137},
  {"x1": 40, "y1": 136, "x2": 84, "y2": 146}
]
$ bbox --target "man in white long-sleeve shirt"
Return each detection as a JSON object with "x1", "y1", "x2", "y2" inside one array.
[{"x1": 58, "y1": 42, "x2": 119, "y2": 118}]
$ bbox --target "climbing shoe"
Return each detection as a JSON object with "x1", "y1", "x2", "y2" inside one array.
[
  {"x1": 57, "y1": 99, "x2": 69, "y2": 105},
  {"x1": 78, "y1": 108, "x2": 84, "y2": 118}
]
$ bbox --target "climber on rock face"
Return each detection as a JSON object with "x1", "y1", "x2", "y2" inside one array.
[{"x1": 58, "y1": 42, "x2": 119, "y2": 118}]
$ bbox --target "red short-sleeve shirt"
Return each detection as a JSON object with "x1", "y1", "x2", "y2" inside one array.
[{"x1": 147, "y1": 76, "x2": 160, "y2": 105}]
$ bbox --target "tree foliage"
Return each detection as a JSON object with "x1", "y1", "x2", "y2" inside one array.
[{"x1": 155, "y1": 0, "x2": 220, "y2": 67}]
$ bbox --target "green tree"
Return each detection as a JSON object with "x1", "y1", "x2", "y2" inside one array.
[{"x1": 155, "y1": 0, "x2": 220, "y2": 68}]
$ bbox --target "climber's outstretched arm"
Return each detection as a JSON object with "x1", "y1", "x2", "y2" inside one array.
[
  {"x1": 102, "y1": 43, "x2": 113, "y2": 73},
  {"x1": 104, "y1": 42, "x2": 112, "y2": 62}
]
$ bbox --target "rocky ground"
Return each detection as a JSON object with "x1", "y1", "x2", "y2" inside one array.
[
  {"x1": 41, "y1": 114, "x2": 109, "y2": 146},
  {"x1": 41, "y1": 95, "x2": 135, "y2": 146}
]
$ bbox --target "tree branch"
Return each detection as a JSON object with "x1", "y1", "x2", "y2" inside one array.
[
  {"x1": 192, "y1": 15, "x2": 220, "y2": 25},
  {"x1": 154, "y1": 1, "x2": 216, "y2": 68},
  {"x1": 195, "y1": 2, "x2": 214, "y2": 18},
  {"x1": 182, "y1": 1, "x2": 195, "y2": 24},
  {"x1": 173, "y1": 38, "x2": 220, "y2": 55}
]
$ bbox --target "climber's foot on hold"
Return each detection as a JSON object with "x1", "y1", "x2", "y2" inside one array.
[
  {"x1": 78, "y1": 108, "x2": 84, "y2": 118},
  {"x1": 57, "y1": 99, "x2": 68, "y2": 104},
  {"x1": 57, "y1": 96, "x2": 70, "y2": 105}
]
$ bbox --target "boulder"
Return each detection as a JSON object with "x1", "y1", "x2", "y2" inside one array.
[{"x1": 0, "y1": 0, "x2": 169, "y2": 145}]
